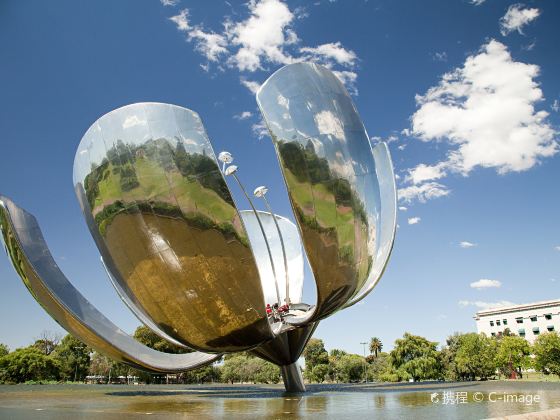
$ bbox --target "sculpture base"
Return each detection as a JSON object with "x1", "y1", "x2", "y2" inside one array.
[{"x1": 281, "y1": 362, "x2": 305, "y2": 393}]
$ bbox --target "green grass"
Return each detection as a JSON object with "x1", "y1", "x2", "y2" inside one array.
[
  {"x1": 93, "y1": 159, "x2": 235, "y2": 223},
  {"x1": 284, "y1": 170, "x2": 357, "y2": 247}
]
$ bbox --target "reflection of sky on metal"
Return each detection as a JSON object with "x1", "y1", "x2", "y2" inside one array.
[
  {"x1": 257, "y1": 62, "x2": 396, "y2": 322},
  {"x1": 74, "y1": 103, "x2": 211, "y2": 185},
  {"x1": 72, "y1": 102, "x2": 273, "y2": 353},
  {"x1": 0, "y1": 196, "x2": 220, "y2": 371},
  {"x1": 346, "y1": 142, "x2": 397, "y2": 306},
  {"x1": 240, "y1": 210, "x2": 304, "y2": 306}
]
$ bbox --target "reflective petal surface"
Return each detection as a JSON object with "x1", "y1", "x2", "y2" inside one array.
[
  {"x1": 0, "y1": 196, "x2": 220, "y2": 372},
  {"x1": 257, "y1": 63, "x2": 396, "y2": 321},
  {"x1": 73, "y1": 103, "x2": 273, "y2": 353},
  {"x1": 345, "y1": 142, "x2": 397, "y2": 307},
  {"x1": 239, "y1": 210, "x2": 304, "y2": 306}
]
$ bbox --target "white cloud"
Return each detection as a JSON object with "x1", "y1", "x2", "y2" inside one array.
[
  {"x1": 402, "y1": 40, "x2": 557, "y2": 203},
  {"x1": 160, "y1": 0, "x2": 179, "y2": 6},
  {"x1": 164, "y1": 1, "x2": 359, "y2": 94},
  {"x1": 169, "y1": 9, "x2": 189, "y2": 32},
  {"x1": 300, "y1": 42, "x2": 357, "y2": 67},
  {"x1": 458, "y1": 300, "x2": 515, "y2": 310},
  {"x1": 406, "y1": 162, "x2": 447, "y2": 185},
  {"x1": 552, "y1": 100, "x2": 560, "y2": 113},
  {"x1": 554, "y1": 245, "x2": 560, "y2": 252},
  {"x1": 226, "y1": 0, "x2": 296, "y2": 71},
  {"x1": 470, "y1": 0, "x2": 486, "y2": 5},
  {"x1": 240, "y1": 79, "x2": 262, "y2": 94},
  {"x1": 332, "y1": 70, "x2": 358, "y2": 95},
  {"x1": 432, "y1": 51, "x2": 447, "y2": 62},
  {"x1": 398, "y1": 182, "x2": 450, "y2": 203},
  {"x1": 169, "y1": 10, "x2": 228, "y2": 63},
  {"x1": 500, "y1": 4, "x2": 540, "y2": 36},
  {"x1": 407, "y1": 217, "x2": 421, "y2": 225},
  {"x1": 188, "y1": 28, "x2": 228, "y2": 62},
  {"x1": 470, "y1": 279, "x2": 501, "y2": 289},
  {"x1": 234, "y1": 111, "x2": 253, "y2": 120},
  {"x1": 314, "y1": 110, "x2": 345, "y2": 141},
  {"x1": 398, "y1": 206, "x2": 407, "y2": 211},
  {"x1": 459, "y1": 241, "x2": 476, "y2": 248},
  {"x1": 122, "y1": 115, "x2": 146, "y2": 129},
  {"x1": 252, "y1": 119, "x2": 269, "y2": 139}
]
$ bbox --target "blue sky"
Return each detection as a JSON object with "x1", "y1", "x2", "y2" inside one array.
[{"x1": 0, "y1": 0, "x2": 558, "y2": 355}]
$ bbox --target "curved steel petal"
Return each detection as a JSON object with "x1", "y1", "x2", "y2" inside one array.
[
  {"x1": 257, "y1": 62, "x2": 395, "y2": 322},
  {"x1": 100, "y1": 256, "x2": 189, "y2": 349},
  {"x1": 73, "y1": 103, "x2": 273, "y2": 353},
  {"x1": 344, "y1": 142, "x2": 397, "y2": 307},
  {"x1": 239, "y1": 210, "x2": 304, "y2": 306},
  {"x1": 0, "y1": 196, "x2": 219, "y2": 372}
]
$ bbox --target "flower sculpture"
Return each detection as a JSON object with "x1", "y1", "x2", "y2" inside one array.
[{"x1": 0, "y1": 63, "x2": 396, "y2": 392}]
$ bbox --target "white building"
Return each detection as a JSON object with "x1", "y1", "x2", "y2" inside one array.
[{"x1": 474, "y1": 299, "x2": 560, "y2": 344}]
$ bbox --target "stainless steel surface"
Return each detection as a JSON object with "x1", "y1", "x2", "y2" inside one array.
[
  {"x1": 261, "y1": 193, "x2": 292, "y2": 306},
  {"x1": 239, "y1": 210, "x2": 304, "y2": 306},
  {"x1": 280, "y1": 362, "x2": 306, "y2": 393},
  {"x1": 230, "y1": 172, "x2": 281, "y2": 307},
  {"x1": 0, "y1": 196, "x2": 220, "y2": 372},
  {"x1": 250, "y1": 322, "x2": 317, "y2": 366},
  {"x1": 73, "y1": 102, "x2": 273, "y2": 353},
  {"x1": 100, "y1": 256, "x2": 188, "y2": 348},
  {"x1": 0, "y1": 65, "x2": 396, "y2": 393},
  {"x1": 344, "y1": 142, "x2": 396, "y2": 307},
  {"x1": 257, "y1": 62, "x2": 396, "y2": 322}
]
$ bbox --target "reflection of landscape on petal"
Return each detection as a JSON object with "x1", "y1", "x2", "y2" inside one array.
[
  {"x1": 81, "y1": 136, "x2": 270, "y2": 353},
  {"x1": 277, "y1": 139, "x2": 372, "y2": 317}
]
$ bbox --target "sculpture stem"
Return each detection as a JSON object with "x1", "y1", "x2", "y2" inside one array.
[
  {"x1": 281, "y1": 362, "x2": 305, "y2": 393},
  {"x1": 262, "y1": 195, "x2": 290, "y2": 306},
  {"x1": 231, "y1": 173, "x2": 282, "y2": 307}
]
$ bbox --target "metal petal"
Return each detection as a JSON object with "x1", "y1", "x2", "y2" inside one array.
[
  {"x1": 239, "y1": 210, "x2": 304, "y2": 306},
  {"x1": 344, "y1": 142, "x2": 397, "y2": 307},
  {"x1": 257, "y1": 63, "x2": 395, "y2": 322},
  {"x1": 73, "y1": 102, "x2": 273, "y2": 352},
  {"x1": 0, "y1": 196, "x2": 219, "y2": 372}
]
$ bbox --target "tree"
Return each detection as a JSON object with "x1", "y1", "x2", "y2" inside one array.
[
  {"x1": 89, "y1": 352, "x2": 113, "y2": 377},
  {"x1": 367, "y1": 352, "x2": 390, "y2": 381},
  {"x1": 495, "y1": 336, "x2": 531, "y2": 378},
  {"x1": 533, "y1": 332, "x2": 560, "y2": 377},
  {"x1": 329, "y1": 353, "x2": 364, "y2": 383},
  {"x1": 182, "y1": 364, "x2": 222, "y2": 384},
  {"x1": 310, "y1": 364, "x2": 329, "y2": 383},
  {"x1": 303, "y1": 338, "x2": 329, "y2": 382},
  {"x1": 0, "y1": 347, "x2": 61, "y2": 383},
  {"x1": 388, "y1": 333, "x2": 442, "y2": 381},
  {"x1": 133, "y1": 326, "x2": 189, "y2": 354},
  {"x1": 440, "y1": 332, "x2": 463, "y2": 381},
  {"x1": 454, "y1": 333, "x2": 497, "y2": 380},
  {"x1": 220, "y1": 353, "x2": 280, "y2": 384},
  {"x1": 32, "y1": 330, "x2": 61, "y2": 355},
  {"x1": 369, "y1": 337, "x2": 383, "y2": 358},
  {"x1": 52, "y1": 334, "x2": 91, "y2": 382},
  {"x1": 0, "y1": 344, "x2": 8, "y2": 358}
]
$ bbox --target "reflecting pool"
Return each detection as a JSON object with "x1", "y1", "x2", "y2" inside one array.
[{"x1": 0, "y1": 381, "x2": 559, "y2": 419}]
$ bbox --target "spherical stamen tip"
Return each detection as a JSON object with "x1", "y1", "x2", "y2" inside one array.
[
  {"x1": 253, "y1": 186, "x2": 268, "y2": 197},
  {"x1": 224, "y1": 165, "x2": 238, "y2": 176},
  {"x1": 218, "y1": 151, "x2": 233, "y2": 164}
]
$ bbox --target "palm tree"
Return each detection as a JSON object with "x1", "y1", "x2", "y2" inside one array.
[{"x1": 369, "y1": 337, "x2": 383, "y2": 358}]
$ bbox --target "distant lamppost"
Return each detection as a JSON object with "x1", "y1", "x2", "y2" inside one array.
[{"x1": 360, "y1": 341, "x2": 368, "y2": 383}]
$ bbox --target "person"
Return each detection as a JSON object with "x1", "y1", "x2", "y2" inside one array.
[{"x1": 266, "y1": 303, "x2": 272, "y2": 316}]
